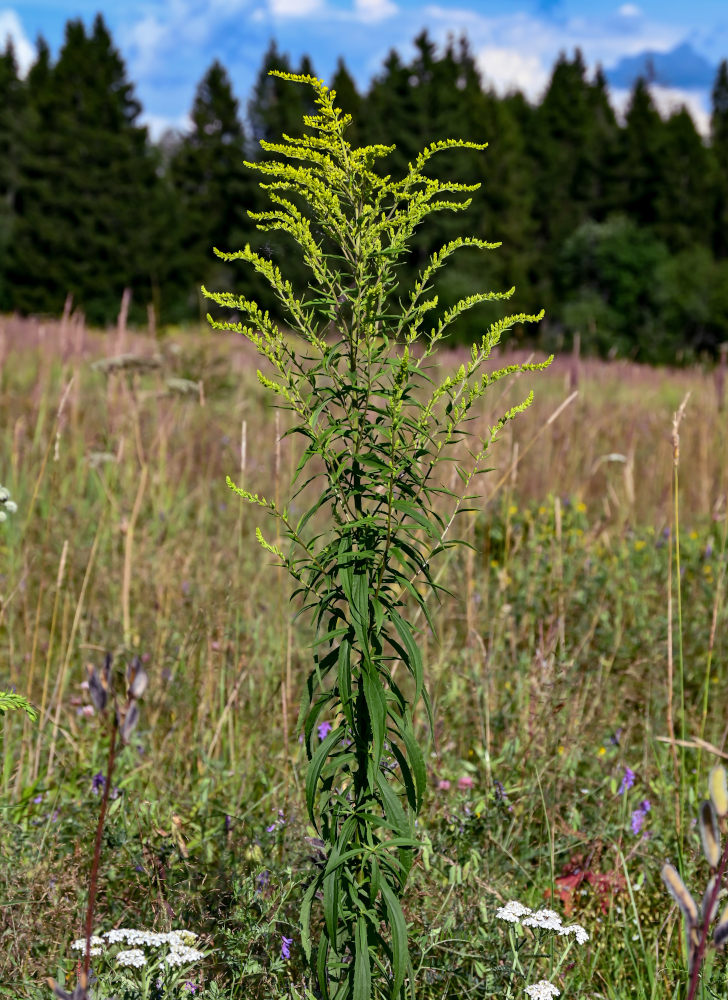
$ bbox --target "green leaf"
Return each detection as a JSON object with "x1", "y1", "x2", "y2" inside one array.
[
  {"x1": 380, "y1": 879, "x2": 409, "y2": 998},
  {"x1": 362, "y1": 665, "x2": 387, "y2": 767},
  {"x1": 306, "y1": 725, "x2": 345, "y2": 827},
  {"x1": 388, "y1": 608, "x2": 424, "y2": 708},
  {"x1": 353, "y1": 917, "x2": 371, "y2": 1000},
  {"x1": 300, "y1": 875, "x2": 321, "y2": 960}
]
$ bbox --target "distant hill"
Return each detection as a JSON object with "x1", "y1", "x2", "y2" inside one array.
[{"x1": 605, "y1": 42, "x2": 716, "y2": 90}]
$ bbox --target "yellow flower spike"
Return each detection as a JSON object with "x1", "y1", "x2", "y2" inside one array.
[{"x1": 709, "y1": 765, "x2": 728, "y2": 819}]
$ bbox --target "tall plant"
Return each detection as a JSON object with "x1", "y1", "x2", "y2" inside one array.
[{"x1": 205, "y1": 72, "x2": 548, "y2": 1000}]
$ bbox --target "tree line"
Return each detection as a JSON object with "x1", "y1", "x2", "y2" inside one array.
[{"x1": 1, "y1": 14, "x2": 727, "y2": 363}]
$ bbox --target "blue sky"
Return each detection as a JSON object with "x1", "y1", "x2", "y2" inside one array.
[{"x1": 2, "y1": 0, "x2": 726, "y2": 136}]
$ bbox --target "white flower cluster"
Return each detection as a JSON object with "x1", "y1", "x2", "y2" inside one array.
[
  {"x1": 70, "y1": 927, "x2": 206, "y2": 972},
  {"x1": 116, "y1": 948, "x2": 147, "y2": 968},
  {"x1": 102, "y1": 928, "x2": 201, "y2": 950},
  {"x1": 0, "y1": 485, "x2": 17, "y2": 522},
  {"x1": 525, "y1": 980, "x2": 561, "y2": 999},
  {"x1": 496, "y1": 901, "x2": 589, "y2": 944},
  {"x1": 165, "y1": 945, "x2": 205, "y2": 967},
  {"x1": 495, "y1": 900, "x2": 532, "y2": 923},
  {"x1": 70, "y1": 936, "x2": 104, "y2": 956}
]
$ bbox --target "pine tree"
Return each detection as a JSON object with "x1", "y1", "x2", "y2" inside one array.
[
  {"x1": 0, "y1": 41, "x2": 26, "y2": 309},
  {"x1": 170, "y1": 60, "x2": 251, "y2": 306},
  {"x1": 710, "y1": 60, "x2": 728, "y2": 257},
  {"x1": 10, "y1": 16, "x2": 169, "y2": 323}
]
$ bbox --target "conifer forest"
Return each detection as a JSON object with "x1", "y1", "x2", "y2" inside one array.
[{"x1": 2, "y1": 15, "x2": 728, "y2": 363}]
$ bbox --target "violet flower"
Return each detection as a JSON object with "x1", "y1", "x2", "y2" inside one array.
[{"x1": 618, "y1": 767, "x2": 635, "y2": 795}]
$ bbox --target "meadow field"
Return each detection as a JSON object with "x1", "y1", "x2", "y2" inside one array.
[{"x1": 1, "y1": 314, "x2": 727, "y2": 999}]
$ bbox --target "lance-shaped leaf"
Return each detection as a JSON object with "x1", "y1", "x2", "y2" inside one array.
[
  {"x1": 699, "y1": 800, "x2": 721, "y2": 869},
  {"x1": 709, "y1": 765, "x2": 728, "y2": 820},
  {"x1": 662, "y1": 863, "x2": 699, "y2": 929},
  {"x1": 715, "y1": 903, "x2": 728, "y2": 949}
]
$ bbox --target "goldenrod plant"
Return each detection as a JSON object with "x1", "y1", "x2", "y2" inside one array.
[{"x1": 205, "y1": 72, "x2": 548, "y2": 1000}]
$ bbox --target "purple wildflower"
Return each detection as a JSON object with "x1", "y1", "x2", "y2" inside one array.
[
  {"x1": 631, "y1": 799, "x2": 651, "y2": 836},
  {"x1": 267, "y1": 809, "x2": 285, "y2": 833},
  {"x1": 317, "y1": 720, "x2": 332, "y2": 741},
  {"x1": 91, "y1": 772, "x2": 105, "y2": 795},
  {"x1": 618, "y1": 767, "x2": 635, "y2": 795},
  {"x1": 281, "y1": 935, "x2": 293, "y2": 960}
]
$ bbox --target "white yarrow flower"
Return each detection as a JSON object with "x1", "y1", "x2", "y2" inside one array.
[
  {"x1": 496, "y1": 900, "x2": 533, "y2": 922},
  {"x1": 165, "y1": 945, "x2": 204, "y2": 966},
  {"x1": 525, "y1": 980, "x2": 560, "y2": 999},
  {"x1": 70, "y1": 936, "x2": 104, "y2": 955},
  {"x1": 104, "y1": 928, "x2": 133, "y2": 944},
  {"x1": 116, "y1": 948, "x2": 146, "y2": 967},
  {"x1": 522, "y1": 908, "x2": 564, "y2": 932},
  {"x1": 559, "y1": 922, "x2": 589, "y2": 945}
]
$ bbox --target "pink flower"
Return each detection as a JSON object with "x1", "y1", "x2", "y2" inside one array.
[
  {"x1": 437, "y1": 779, "x2": 451, "y2": 791},
  {"x1": 458, "y1": 775, "x2": 474, "y2": 790}
]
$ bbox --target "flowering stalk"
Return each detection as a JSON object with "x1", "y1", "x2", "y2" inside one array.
[
  {"x1": 208, "y1": 71, "x2": 547, "y2": 1000},
  {"x1": 48, "y1": 654, "x2": 147, "y2": 1000},
  {"x1": 495, "y1": 901, "x2": 589, "y2": 998}
]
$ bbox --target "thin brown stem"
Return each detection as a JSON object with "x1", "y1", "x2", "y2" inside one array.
[
  {"x1": 83, "y1": 708, "x2": 119, "y2": 980},
  {"x1": 686, "y1": 838, "x2": 728, "y2": 1000}
]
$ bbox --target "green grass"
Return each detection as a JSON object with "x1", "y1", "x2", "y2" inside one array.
[{"x1": 1, "y1": 318, "x2": 727, "y2": 998}]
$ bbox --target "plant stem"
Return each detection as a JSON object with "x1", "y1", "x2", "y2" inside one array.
[
  {"x1": 83, "y1": 708, "x2": 119, "y2": 980},
  {"x1": 686, "y1": 838, "x2": 728, "y2": 1000}
]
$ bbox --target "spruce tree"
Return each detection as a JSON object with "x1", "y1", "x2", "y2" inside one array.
[
  {"x1": 0, "y1": 41, "x2": 26, "y2": 310},
  {"x1": 617, "y1": 77, "x2": 666, "y2": 229},
  {"x1": 655, "y1": 108, "x2": 711, "y2": 251},
  {"x1": 710, "y1": 60, "x2": 728, "y2": 258},
  {"x1": 170, "y1": 60, "x2": 252, "y2": 307},
  {"x1": 330, "y1": 58, "x2": 362, "y2": 147},
  {"x1": 10, "y1": 15, "x2": 168, "y2": 323},
  {"x1": 529, "y1": 52, "x2": 617, "y2": 250},
  {"x1": 248, "y1": 41, "x2": 307, "y2": 148}
]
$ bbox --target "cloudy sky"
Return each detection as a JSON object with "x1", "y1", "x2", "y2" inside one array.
[{"x1": 2, "y1": 0, "x2": 726, "y2": 136}]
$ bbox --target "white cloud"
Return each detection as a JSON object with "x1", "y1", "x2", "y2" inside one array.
[
  {"x1": 268, "y1": 0, "x2": 325, "y2": 16},
  {"x1": 140, "y1": 110, "x2": 192, "y2": 141},
  {"x1": 610, "y1": 84, "x2": 711, "y2": 135},
  {"x1": 418, "y1": 6, "x2": 686, "y2": 104},
  {"x1": 0, "y1": 8, "x2": 35, "y2": 76},
  {"x1": 122, "y1": 0, "x2": 258, "y2": 80},
  {"x1": 477, "y1": 46, "x2": 549, "y2": 100},
  {"x1": 353, "y1": 0, "x2": 398, "y2": 24}
]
